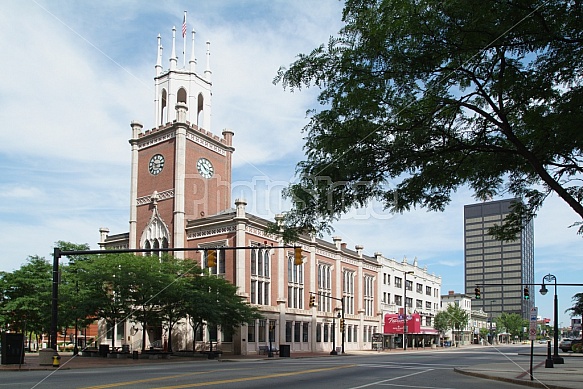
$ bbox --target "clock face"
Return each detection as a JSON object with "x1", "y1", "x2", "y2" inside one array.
[
  {"x1": 197, "y1": 158, "x2": 214, "y2": 178},
  {"x1": 148, "y1": 154, "x2": 165, "y2": 175}
]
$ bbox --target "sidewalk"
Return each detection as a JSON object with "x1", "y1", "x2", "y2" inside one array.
[
  {"x1": 455, "y1": 353, "x2": 583, "y2": 389},
  {"x1": 3, "y1": 347, "x2": 582, "y2": 389}
]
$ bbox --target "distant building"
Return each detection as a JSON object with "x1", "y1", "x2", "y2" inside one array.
[
  {"x1": 441, "y1": 291, "x2": 474, "y2": 345},
  {"x1": 464, "y1": 199, "x2": 534, "y2": 321},
  {"x1": 378, "y1": 256, "x2": 441, "y2": 349}
]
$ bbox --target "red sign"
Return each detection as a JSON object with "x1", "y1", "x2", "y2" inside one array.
[{"x1": 384, "y1": 313, "x2": 421, "y2": 334}]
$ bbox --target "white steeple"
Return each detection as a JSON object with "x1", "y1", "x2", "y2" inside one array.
[{"x1": 153, "y1": 26, "x2": 213, "y2": 131}]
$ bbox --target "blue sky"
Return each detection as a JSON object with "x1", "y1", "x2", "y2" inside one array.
[{"x1": 1, "y1": 0, "x2": 581, "y2": 328}]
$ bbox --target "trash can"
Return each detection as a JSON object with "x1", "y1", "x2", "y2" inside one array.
[
  {"x1": 132, "y1": 351, "x2": 139, "y2": 360},
  {"x1": 279, "y1": 344, "x2": 290, "y2": 358},
  {"x1": 99, "y1": 344, "x2": 109, "y2": 357}
]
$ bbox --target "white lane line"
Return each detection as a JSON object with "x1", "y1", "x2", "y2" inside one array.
[{"x1": 348, "y1": 368, "x2": 435, "y2": 389}]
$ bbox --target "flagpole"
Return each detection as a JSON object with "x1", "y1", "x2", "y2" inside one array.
[{"x1": 182, "y1": 11, "x2": 187, "y2": 68}]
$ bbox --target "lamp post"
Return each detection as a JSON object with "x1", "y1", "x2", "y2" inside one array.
[
  {"x1": 268, "y1": 320, "x2": 275, "y2": 358},
  {"x1": 330, "y1": 309, "x2": 340, "y2": 355},
  {"x1": 540, "y1": 274, "x2": 564, "y2": 364},
  {"x1": 403, "y1": 271, "x2": 414, "y2": 350},
  {"x1": 489, "y1": 300, "x2": 495, "y2": 345}
]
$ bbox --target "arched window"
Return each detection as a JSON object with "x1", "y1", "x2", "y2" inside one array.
[
  {"x1": 160, "y1": 89, "x2": 168, "y2": 125},
  {"x1": 177, "y1": 87, "x2": 187, "y2": 103},
  {"x1": 197, "y1": 93, "x2": 204, "y2": 128}
]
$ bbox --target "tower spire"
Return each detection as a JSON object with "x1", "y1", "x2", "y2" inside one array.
[
  {"x1": 170, "y1": 26, "x2": 177, "y2": 70},
  {"x1": 205, "y1": 41, "x2": 212, "y2": 82},
  {"x1": 189, "y1": 29, "x2": 196, "y2": 72},
  {"x1": 155, "y1": 34, "x2": 162, "y2": 77}
]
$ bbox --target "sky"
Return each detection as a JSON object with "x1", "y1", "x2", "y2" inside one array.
[{"x1": 1, "y1": 0, "x2": 581, "y2": 328}]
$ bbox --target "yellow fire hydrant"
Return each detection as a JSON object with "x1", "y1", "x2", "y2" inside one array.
[{"x1": 52, "y1": 355, "x2": 61, "y2": 367}]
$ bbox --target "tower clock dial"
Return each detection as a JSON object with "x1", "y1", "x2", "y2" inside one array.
[
  {"x1": 197, "y1": 158, "x2": 214, "y2": 178},
  {"x1": 148, "y1": 154, "x2": 165, "y2": 175}
]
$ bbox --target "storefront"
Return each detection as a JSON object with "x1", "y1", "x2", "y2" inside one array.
[{"x1": 382, "y1": 313, "x2": 439, "y2": 349}]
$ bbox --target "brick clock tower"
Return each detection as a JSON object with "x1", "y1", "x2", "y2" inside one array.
[{"x1": 128, "y1": 27, "x2": 234, "y2": 258}]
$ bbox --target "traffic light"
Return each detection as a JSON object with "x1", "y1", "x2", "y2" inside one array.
[
  {"x1": 524, "y1": 287, "x2": 530, "y2": 300},
  {"x1": 207, "y1": 249, "x2": 217, "y2": 268},
  {"x1": 339, "y1": 318, "x2": 345, "y2": 332},
  {"x1": 475, "y1": 287, "x2": 481, "y2": 299},
  {"x1": 309, "y1": 294, "x2": 316, "y2": 307},
  {"x1": 294, "y1": 247, "x2": 302, "y2": 266}
]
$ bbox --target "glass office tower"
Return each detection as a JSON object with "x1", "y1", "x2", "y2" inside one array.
[{"x1": 464, "y1": 199, "x2": 534, "y2": 321}]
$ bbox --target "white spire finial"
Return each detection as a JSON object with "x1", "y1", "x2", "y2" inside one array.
[
  {"x1": 204, "y1": 41, "x2": 212, "y2": 81},
  {"x1": 189, "y1": 29, "x2": 196, "y2": 72},
  {"x1": 170, "y1": 26, "x2": 177, "y2": 70},
  {"x1": 155, "y1": 34, "x2": 162, "y2": 76}
]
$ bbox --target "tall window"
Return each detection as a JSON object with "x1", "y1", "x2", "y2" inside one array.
[
  {"x1": 395, "y1": 276, "x2": 402, "y2": 288},
  {"x1": 318, "y1": 263, "x2": 332, "y2": 312},
  {"x1": 343, "y1": 270, "x2": 355, "y2": 314},
  {"x1": 250, "y1": 246, "x2": 271, "y2": 306},
  {"x1": 405, "y1": 279, "x2": 413, "y2": 291},
  {"x1": 287, "y1": 253, "x2": 304, "y2": 309},
  {"x1": 395, "y1": 295, "x2": 402, "y2": 306},
  {"x1": 364, "y1": 275, "x2": 374, "y2": 316}
]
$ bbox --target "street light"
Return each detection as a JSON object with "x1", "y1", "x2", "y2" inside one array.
[
  {"x1": 268, "y1": 320, "x2": 275, "y2": 358},
  {"x1": 403, "y1": 271, "x2": 414, "y2": 350},
  {"x1": 330, "y1": 308, "x2": 341, "y2": 355},
  {"x1": 489, "y1": 300, "x2": 495, "y2": 345},
  {"x1": 540, "y1": 274, "x2": 564, "y2": 364}
]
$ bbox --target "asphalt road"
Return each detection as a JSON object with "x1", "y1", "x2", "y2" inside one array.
[{"x1": 2, "y1": 345, "x2": 540, "y2": 389}]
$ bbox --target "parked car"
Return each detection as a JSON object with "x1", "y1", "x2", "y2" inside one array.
[
  {"x1": 559, "y1": 338, "x2": 573, "y2": 352},
  {"x1": 559, "y1": 338, "x2": 582, "y2": 352}
]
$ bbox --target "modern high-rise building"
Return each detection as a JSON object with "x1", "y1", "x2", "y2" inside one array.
[{"x1": 464, "y1": 199, "x2": 534, "y2": 322}]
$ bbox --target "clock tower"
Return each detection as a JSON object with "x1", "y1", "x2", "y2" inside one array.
[{"x1": 128, "y1": 27, "x2": 234, "y2": 257}]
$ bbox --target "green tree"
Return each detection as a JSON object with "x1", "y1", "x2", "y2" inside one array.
[
  {"x1": 446, "y1": 304, "x2": 470, "y2": 346},
  {"x1": 566, "y1": 292, "x2": 583, "y2": 318},
  {"x1": 433, "y1": 304, "x2": 470, "y2": 346},
  {"x1": 433, "y1": 310, "x2": 451, "y2": 343},
  {"x1": 56, "y1": 241, "x2": 92, "y2": 350},
  {"x1": 496, "y1": 312, "x2": 528, "y2": 340},
  {"x1": 0, "y1": 256, "x2": 52, "y2": 350},
  {"x1": 183, "y1": 271, "x2": 262, "y2": 352},
  {"x1": 274, "y1": 0, "x2": 583, "y2": 239},
  {"x1": 75, "y1": 253, "x2": 137, "y2": 349}
]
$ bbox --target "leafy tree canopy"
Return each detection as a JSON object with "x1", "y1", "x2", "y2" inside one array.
[
  {"x1": 496, "y1": 312, "x2": 528, "y2": 338},
  {"x1": 566, "y1": 292, "x2": 583, "y2": 317},
  {"x1": 275, "y1": 0, "x2": 583, "y2": 240}
]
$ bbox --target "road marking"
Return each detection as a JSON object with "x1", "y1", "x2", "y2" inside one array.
[
  {"x1": 348, "y1": 368, "x2": 436, "y2": 389},
  {"x1": 79, "y1": 370, "x2": 224, "y2": 389},
  {"x1": 79, "y1": 364, "x2": 355, "y2": 389}
]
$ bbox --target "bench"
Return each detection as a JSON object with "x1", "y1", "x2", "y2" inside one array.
[{"x1": 258, "y1": 346, "x2": 279, "y2": 355}]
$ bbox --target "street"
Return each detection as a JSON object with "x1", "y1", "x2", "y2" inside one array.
[{"x1": 2, "y1": 344, "x2": 547, "y2": 389}]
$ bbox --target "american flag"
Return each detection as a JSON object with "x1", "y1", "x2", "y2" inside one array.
[{"x1": 182, "y1": 13, "x2": 187, "y2": 38}]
